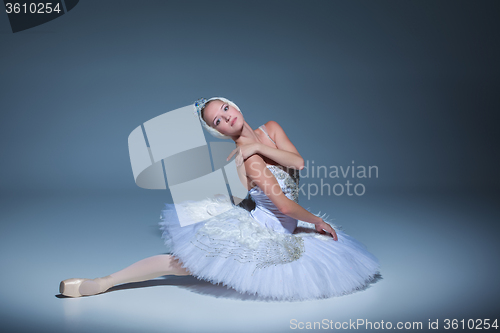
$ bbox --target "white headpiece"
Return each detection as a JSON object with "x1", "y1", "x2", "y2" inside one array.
[{"x1": 194, "y1": 97, "x2": 242, "y2": 140}]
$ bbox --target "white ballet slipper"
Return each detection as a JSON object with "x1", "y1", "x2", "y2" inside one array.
[
  {"x1": 59, "y1": 276, "x2": 114, "y2": 297},
  {"x1": 59, "y1": 278, "x2": 87, "y2": 297}
]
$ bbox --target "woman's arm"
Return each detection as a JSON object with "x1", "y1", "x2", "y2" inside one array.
[{"x1": 244, "y1": 154, "x2": 337, "y2": 240}]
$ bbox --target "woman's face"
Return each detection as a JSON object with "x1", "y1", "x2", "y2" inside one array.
[{"x1": 202, "y1": 99, "x2": 243, "y2": 137}]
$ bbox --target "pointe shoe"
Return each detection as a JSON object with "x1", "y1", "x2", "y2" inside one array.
[
  {"x1": 59, "y1": 278, "x2": 88, "y2": 297},
  {"x1": 60, "y1": 276, "x2": 114, "y2": 297}
]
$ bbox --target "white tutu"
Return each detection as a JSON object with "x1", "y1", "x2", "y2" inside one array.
[{"x1": 158, "y1": 164, "x2": 380, "y2": 301}]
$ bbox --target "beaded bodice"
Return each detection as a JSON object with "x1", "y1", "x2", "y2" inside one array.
[
  {"x1": 251, "y1": 165, "x2": 300, "y2": 203},
  {"x1": 248, "y1": 164, "x2": 301, "y2": 234},
  {"x1": 253, "y1": 124, "x2": 300, "y2": 204}
]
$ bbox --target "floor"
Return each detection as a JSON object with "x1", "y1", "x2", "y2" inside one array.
[{"x1": 0, "y1": 188, "x2": 498, "y2": 333}]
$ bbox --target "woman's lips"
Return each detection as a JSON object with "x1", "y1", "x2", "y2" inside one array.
[{"x1": 231, "y1": 117, "x2": 237, "y2": 126}]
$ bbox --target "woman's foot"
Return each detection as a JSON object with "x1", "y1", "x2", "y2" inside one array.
[{"x1": 60, "y1": 276, "x2": 114, "y2": 297}]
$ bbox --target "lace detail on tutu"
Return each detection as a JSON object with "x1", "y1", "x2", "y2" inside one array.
[{"x1": 187, "y1": 203, "x2": 305, "y2": 274}]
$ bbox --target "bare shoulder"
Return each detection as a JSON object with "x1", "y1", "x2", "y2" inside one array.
[
  {"x1": 263, "y1": 120, "x2": 281, "y2": 137},
  {"x1": 263, "y1": 120, "x2": 301, "y2": 156}
]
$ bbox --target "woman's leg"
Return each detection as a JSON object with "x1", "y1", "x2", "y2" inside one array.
[{"x1": 77, "y1": 254, "x2": 190, "y2": 296}]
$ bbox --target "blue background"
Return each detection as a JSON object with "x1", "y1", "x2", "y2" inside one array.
[{"x1": 0, "y1": 1, "x2": 499, "y2": 332}]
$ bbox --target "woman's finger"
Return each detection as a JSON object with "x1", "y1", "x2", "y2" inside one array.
[
  {"x1": 330, "y1": 229, "x2": 338, "y2": 241},
  {"x1": 226, "y1": 147, "x2": 240, "y2": 161},
  {"x1": 322, "y1": 223, "x2": 337, "y2": 241}
]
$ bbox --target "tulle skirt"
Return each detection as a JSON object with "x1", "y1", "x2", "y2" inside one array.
[{"x1": 158, "y1": 196, "x2": 380, "y2": 301}]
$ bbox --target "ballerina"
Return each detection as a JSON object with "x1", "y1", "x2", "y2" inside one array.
[{"x1": 59, "y1": 97, "x2": 380, "y2": 300}]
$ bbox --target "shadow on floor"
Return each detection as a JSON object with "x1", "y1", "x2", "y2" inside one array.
[{"x1": 55, "y1": 273, "x2": 383, "y2": 302}]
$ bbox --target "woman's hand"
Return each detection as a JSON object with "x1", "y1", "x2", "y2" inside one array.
[
  {"x1": 315, "y1": 219, "x2": 338, "y2": 241},
  {"x1": 227, "y1": 143, "x2": 261, "y2": 166}
]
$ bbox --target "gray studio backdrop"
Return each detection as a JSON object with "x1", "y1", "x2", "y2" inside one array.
[
  {"x1": 1, "y1": 1, "x2": 499, "y2": 333},
  {"x1": 1, "y1": 0, "x2": 498, "y2": 198}
]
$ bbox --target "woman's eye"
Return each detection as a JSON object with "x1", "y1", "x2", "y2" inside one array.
[
  {"x1": 215, "y1": 118, "x2": 220, "y2": 126},
  {"x1": 224, "y1": 105, "x2": 229, "y2": 111}
]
